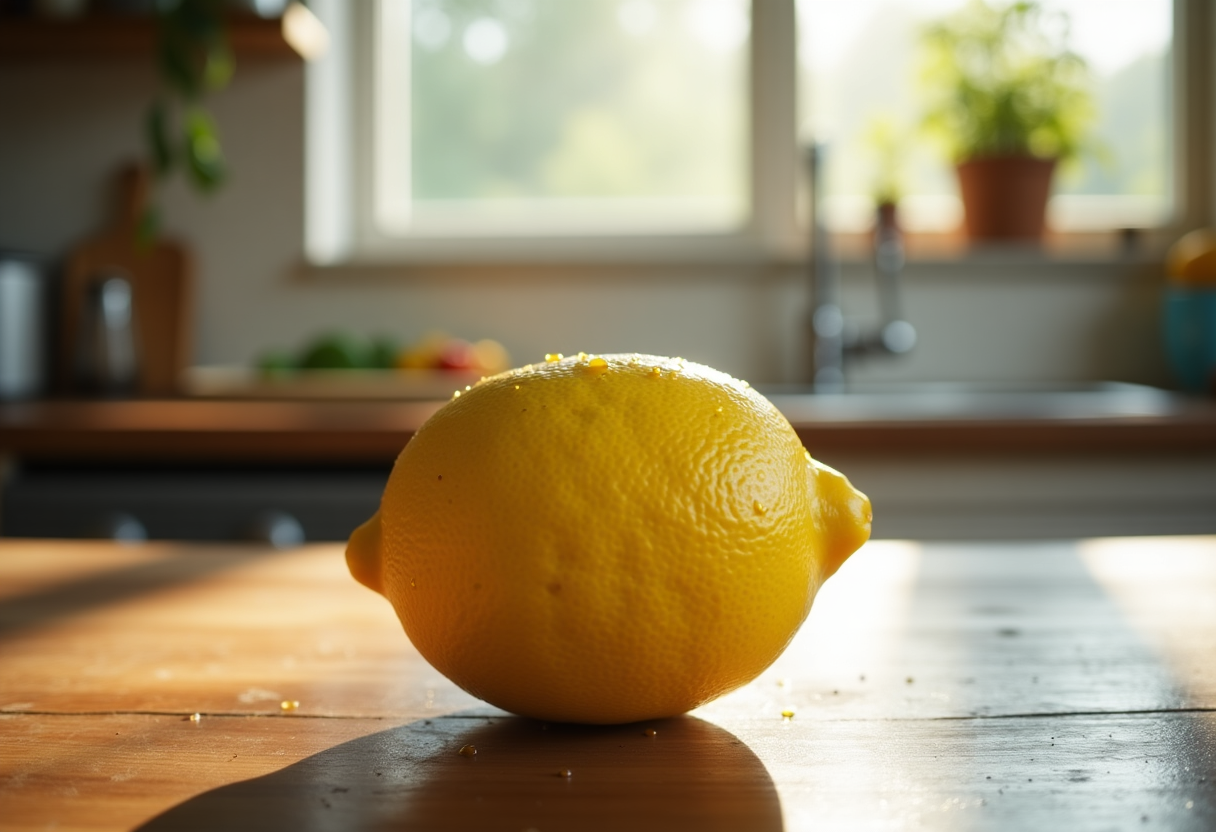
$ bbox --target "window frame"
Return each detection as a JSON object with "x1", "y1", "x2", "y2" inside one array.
[{"x1": 305, "y1": 0, "x2": 1211, "y2": 268}]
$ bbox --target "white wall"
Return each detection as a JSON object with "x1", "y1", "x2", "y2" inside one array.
[{"x1": 0, "y1": 58, "x2": 1179, "y2": 388}]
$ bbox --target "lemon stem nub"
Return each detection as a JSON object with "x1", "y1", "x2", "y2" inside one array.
[
  {"x1": 346, "y1": 512, "x2": 385, "y2": 593},
  {"x1": 809, "y1": 459, "x2": 872, "y2": 581}
]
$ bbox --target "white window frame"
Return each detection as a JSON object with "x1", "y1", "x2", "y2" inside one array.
[
  {"x1": 307, "y1": 0, "x2": 798, "y2": 265},
  {"x1": 305, "y1": 0, "x2": 1210, "y2": 267}
]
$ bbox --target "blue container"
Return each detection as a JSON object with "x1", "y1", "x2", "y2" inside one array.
[{"x1": 1164, "y1": 287, "x2": 1216, "y2": 393}]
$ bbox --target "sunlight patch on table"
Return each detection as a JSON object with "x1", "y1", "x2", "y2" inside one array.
[
  {"x1": 1079, "y1": 535, "x2": 1216, "y2": 707},
  {"x1": 696, "y1": 540, "x2": 923, "y2": 722}
]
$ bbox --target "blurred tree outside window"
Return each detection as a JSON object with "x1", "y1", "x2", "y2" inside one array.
[
  {"x1": 374, "y1": 0, "x2": 750, "y2": 237},
  {"x1": 796, "y1": 0, "x2": 1173, "y2": 233}
]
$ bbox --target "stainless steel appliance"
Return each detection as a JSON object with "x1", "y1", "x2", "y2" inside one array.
[{"x1": 0, "y1": 252, "x2": 47, "y2": 401}]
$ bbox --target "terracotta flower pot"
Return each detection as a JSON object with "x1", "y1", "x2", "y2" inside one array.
[{"x1": 955, "y1": 155, "x2": 1057, "y2": 241}]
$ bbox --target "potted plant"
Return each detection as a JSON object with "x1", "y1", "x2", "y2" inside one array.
[
  {"x1": 862, "y1": 114, "x2": 907, "y2": 228},
  {"x1": 918, "y1": 0, "x2": 1096, "y2": 241}
]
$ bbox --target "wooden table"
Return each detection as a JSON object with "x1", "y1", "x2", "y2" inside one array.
[{"x1": 1, "y1": 537, "x2": 1214, "y2": 830}]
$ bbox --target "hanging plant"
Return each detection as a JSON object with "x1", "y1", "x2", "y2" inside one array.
[{"x1": 141, "y1": 0, "x2": 233, "y2": 243}]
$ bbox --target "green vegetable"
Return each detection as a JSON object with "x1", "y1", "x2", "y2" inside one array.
[{"x1": 299, "y1": 333, "x2": 370, "y2": 370}]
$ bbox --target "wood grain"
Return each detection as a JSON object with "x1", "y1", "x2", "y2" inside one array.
[
  {"x1": 1, "y1": 538, "x2": 1214, "y2": 830},
  {"x1": 4, "y1": 711, "x2": 1212, "y2": 832}
]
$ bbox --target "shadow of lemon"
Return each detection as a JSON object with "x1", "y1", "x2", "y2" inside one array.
[{"x1": 136, "y1": 714, "x2": 783, "y2": 832}]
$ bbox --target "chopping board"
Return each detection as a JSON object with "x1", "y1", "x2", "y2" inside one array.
[{"x1": 60, "y1": 164, "x2": 194, "y2": 397}]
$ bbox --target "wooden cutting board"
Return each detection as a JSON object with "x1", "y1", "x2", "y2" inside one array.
[{"x1": 60, "y1": 164, "x2": 194, "y2": 397}]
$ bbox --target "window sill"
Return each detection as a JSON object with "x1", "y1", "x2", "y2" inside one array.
[
  {"x1": 297, "y1": 246, "x2": 1167, "y2": 288},
  {"x1": 300, "y1": 226, "x2": 1171, "y2": 280},
  {"x1": 308, "y1": 230, "x2": 797, "y2": 271},
  {"x1": 829, "y1": 227, "x2": 1172, "y2": 268}
]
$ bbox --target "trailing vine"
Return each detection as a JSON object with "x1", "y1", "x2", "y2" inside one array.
[{"x1": 142, "y1": 0, "x2": 232, "y2": 243}]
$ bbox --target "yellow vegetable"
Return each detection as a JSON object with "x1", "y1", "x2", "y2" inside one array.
[{"x1": 347, "y1": 353, "x2": 871, "y2": 724}]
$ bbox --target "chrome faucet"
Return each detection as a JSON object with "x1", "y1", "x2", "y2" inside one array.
[{"x1": 806, "y1": 143, "x2": 916, "y2": 392}]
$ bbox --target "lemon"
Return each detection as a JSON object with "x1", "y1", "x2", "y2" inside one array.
[{"x1": 347, "y1": 353, "x2": 871, "y2": 724}]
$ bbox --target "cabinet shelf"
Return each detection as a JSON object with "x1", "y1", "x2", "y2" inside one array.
[{"x1": 0, "y1": 13, "x2": 309, "y2": 61}]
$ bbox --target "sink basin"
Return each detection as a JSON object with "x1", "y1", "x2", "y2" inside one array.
[{"x1": 758, "y1": 381, "x2": 1181, "y2": 422}]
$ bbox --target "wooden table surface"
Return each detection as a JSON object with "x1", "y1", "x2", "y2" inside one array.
[{"x1": 1, "y1": 537, "x2": 1214, "y2": 831}]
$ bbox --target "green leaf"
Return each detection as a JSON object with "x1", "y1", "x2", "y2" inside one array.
[
  {"x1": 157, "y1": 25, "x2": 203, "y2": 99},
  {"x1": 152, "y1": 0, "x2": 233, "y2": 197},
  {"x1": 183, "y1": 109, "x2": 226, "y2": 192},
  {"x1": 146, "y1": 99, "x2": 175, "y2": 177},
  {"x1": 137, "y1": 205, "x2": 161, "y2": 250},
  {"x1": 203, "y1": 43, "x2": 235, "y2": 92}
]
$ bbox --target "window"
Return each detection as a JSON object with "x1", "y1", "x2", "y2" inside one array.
[
  {"x1": 376, "y1": 0, "x2": 749, "y2": 237},
  {"x1": 797, "y1": 0, "x2": 1174, "y2": 234},
  {"x1": 306, "y1": 0, "x2": 1203, "y2": 264},
  {"x1": 308, "y1": 0, "x2": 797, "y2": 263}
]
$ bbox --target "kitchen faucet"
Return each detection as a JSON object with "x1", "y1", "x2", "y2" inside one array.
[{"x1": 806, "y1": 143, "x2": 916, "y2": 392}]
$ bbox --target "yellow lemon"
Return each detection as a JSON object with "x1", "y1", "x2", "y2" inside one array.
[{"x1": 347, "y1": 353, "x2": 871, "y2": 724}]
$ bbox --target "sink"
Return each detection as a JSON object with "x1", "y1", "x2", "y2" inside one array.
[{"x1": 758, "y1": 381, "x2": 1182, "y2": 422}]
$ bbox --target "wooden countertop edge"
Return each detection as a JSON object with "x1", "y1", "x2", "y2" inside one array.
[
  {"x1": 796, "y1": 419, "x2": 1216, "y2": 455},
  {"x1": 2, "y1": 398, "x2": 1215, "y2": 461}
]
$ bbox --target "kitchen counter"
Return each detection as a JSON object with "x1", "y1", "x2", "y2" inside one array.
[
  {"x1": 1, "y1": 536, "x2": 1214, "y2": 830},
  {"x1": 3, "y1": 387, "x2": 1215, "y2": 542},
  {"x1": 2, "y1": 384, "x2": 1215, "y2": 463}
]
